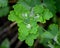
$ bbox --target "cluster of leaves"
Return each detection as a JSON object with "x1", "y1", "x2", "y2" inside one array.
[
  {"x1": 0, "y1": 0, "x2": 9, "y2": 17},
  {"x1": 39, "y1": 24, "x2": 60, "y2": 47},
  {"x1": 8, "y1": 0, "x2": 60, "y2": 47}
]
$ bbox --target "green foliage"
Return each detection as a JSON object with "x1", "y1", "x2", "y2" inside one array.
[
  {"x1": 17, "y1": 0, "x2": 41, "y2": 7},
  {"x1": 37, "y1": 24, "x2": 59, "y2": 48},
  {"x1": 54, "y1": 45, "x2": 60, "y2": 48},
  {"x1": 33, "y1": 5, "x2": 53, "y2": 23},
  {"x1": 0, "y1": 0, "x2": 9, "y2": 17},
  {"x1": 0, "y1": 39, "x2": 10, "y2": 48},
  {"x1": 8, "y1": 0, "x2": 60, "y2": 47},
  {"x1": 0, "y1": 7, "x2": 9, "y2": 17},
  {"x1": 55, "y1": 0, "x2": 60, "y2": 12},
  {"x1": 0, "y1": 0, "x2": 8, "y2": 7},
  {"x1": 43, "y1": 0, "x2": 56, "y2": 14},
  {"x1": 57, "y1": 33, "x2": 60, "y2": 45},
  {"x1": 8, "y1": 3, "x2": 53, "y2": 46},
  {"x1": 41, "y1": 31, "x2": 54, "y2": 39},
  {"x1": 48, "y1": 24, "x2": 58, "y2": 36}
]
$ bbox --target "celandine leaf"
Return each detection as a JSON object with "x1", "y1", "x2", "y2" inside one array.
[{"x1": 8, "y1": 0, "x2": 54, "y2": 46}]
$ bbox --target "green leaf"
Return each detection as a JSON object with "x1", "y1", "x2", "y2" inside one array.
[
  {"x1": 17, "y1": 0, "x2": 41, "y2": 7},
  {"x1": 18, "y1": 19, "x2": 38, "y2": 41},
  {"x1": 43, "y1": 0, "x2": 56, "y2": 14},
  {"x1": 18, "y1": 33, "x2": 27, "y2": 41},
  {"x1": 33, "y1": 5, "x2": 44, "y2": 14},
  {"x1": 39, "y1": 16, "x2": 46, "y2": 23},
  {"x1": 29, "y1": 33, "x2": 39, "y2": 39},
  {"x1": 29, "y1": 20, "x2": 38, "y2": 34},
  {"x1": 25, "y1": 33, "x2": 38, "y2": 46},
  {"x1": 8, "y1": 11, "x2": 16, "y2": 21},
  {"x1": 48, "y1": 24, "x2": 58, "y2": 36},
  {"x1": 8, "y1": 0, "x2": 55, "y2": 46},
  {"x1": 18, "y1": 23, "x2": 29, "y2": 36},
  {"x1": 41, "y1": 31, "x2": 54, "y2": 39},
  {"x1": 33, "y1": 5, "x2": 53, "y2": 23},
  {"x1": 0, "y1": 7, "x2": 9, "y2": 17},
  {"x1": 40, "y1": 38, "x2": 51, "y2": 46},
  {"x1": 0, "y1": 0, "x2": 8, "y2": 7},
  {"x1": 0, "y1": 39, "x2": 10, "y2": 48},
  {"x1": 0, "y1": 0, "x2": 9, "y2": 17},
  {"x1": 43, "y1": 9, "x2": 53, "y2": 20},
  {"x1": 8, "y1": 11, "x2": 23, "y2": 23},
  {"x1": 18, "y1": 23, "x2": 30, "y2": 41},
  {"x1": 55, "y1": 0, "x2": 60, "y2": 12},
  {"x1": 38, "y1": 27, "x2": 44, "y2": 35},
  {"x1": 13, "y1": 4, "x2": 30, "y2": 16},
  {"x1": 56, "y1": 32, "x2": 60, "y2": 45},
  {"x1": 25, "y1": 38, "x2": 34, "y2": 46},
  {"x1": 54, "y1": 45, "x2": 60, "y2": 48}
]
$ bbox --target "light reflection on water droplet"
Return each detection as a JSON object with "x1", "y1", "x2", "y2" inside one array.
[{"x1": 26, "y1": 24, "x2": 31, "y2": 29}]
